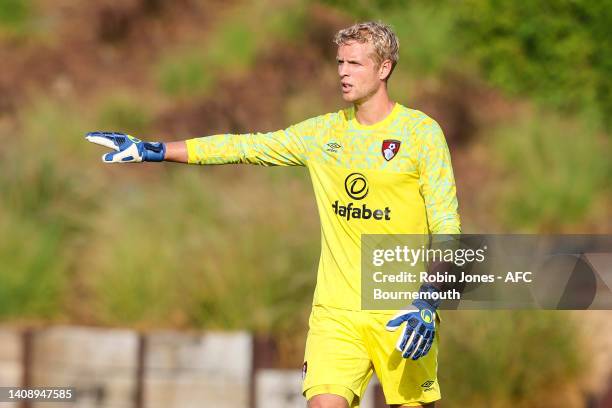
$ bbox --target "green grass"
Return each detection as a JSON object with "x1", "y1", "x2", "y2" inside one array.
[
  {"x1": 493, "y1": 112, "x2": 610, "y2": 230},
  {"x1": 80, "y1": 167, "x2": 319, "y2": 330},
  {"x1": 206, "y1": 24, "x2": 258, "y2": 71},
  {"x1": 0, "y1": 98, "x2": 98, "y2": 320},
  {"x1": 97, "y1": 94, "x2": 153, "y2": 135},
  {"x1": 20, "y1": 98, "x2": 93, "y2": 159},
  {"x1": 155, "y1": 21, "x2": 259, "y2": 98},
  {"x1": 384, "y1": 2, "x2": 459, "y2": 76},
  {"x1": 456, "y1": 0, "x2": 612, "y2": 131},
  {"x1": 440, "y1": 310, "x2": 585, "y2": 407},
  {"x1": 0, "y1": 0, "x2": 30, "y2": 35},
  {"x1": 0, "y1": 212, "x2": 66, "y2": 319},
  {"x1": 0, "y1": 0, "x2": 52, "y2": 41},
  {"x1": 156, "y1": 51, "x2": 216, "y2": 98},
  {"x1": 155, "y1": 20, "x2": 260, "y2": 98},
  {"x1": 155, "y1": 0, "x2": 307, "y2": 98}
]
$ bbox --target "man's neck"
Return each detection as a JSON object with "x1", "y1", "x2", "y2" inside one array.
[{"x1": 354, "y1": 89, "x2": 395, "y2": 126}]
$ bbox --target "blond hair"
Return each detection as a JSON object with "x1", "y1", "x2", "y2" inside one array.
[{"x1": 333, "y1": 21, "x2": 399, "y2": 74}]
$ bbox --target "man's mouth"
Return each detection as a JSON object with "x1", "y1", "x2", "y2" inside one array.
[{"x1": 342, "y1": 83, "x2": 352, "y2": 92}]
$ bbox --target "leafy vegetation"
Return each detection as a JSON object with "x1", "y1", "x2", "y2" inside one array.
[
  {"x1": 156, "y1": 0, "x2": 307, "y2": 98},
  {"x1": 0, "y1": 99, "x2": 97, "y2": 319},
  {"x1": 97, "y1": 93, "x2": 153, "y2": 135},
  {"x1": 0, "y1": 0, "x2": 31, "y2": 36},
  {"x1": 493, "y1": 112, "x2": 611, "y2": 230},
  {"x1": 440, "y1": 310, "x2": 585, "y2": 407},
  {"x1": 458, "y1": 1, "x2": 612, "y2": 131}
]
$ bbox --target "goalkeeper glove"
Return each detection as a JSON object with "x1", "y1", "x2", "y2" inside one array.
[
  {"x1": 85, "y1": 131, "x2": 166, "y2": 163},
  {"x1": 385, "y1": 284, "x2": 439, "y2": 360}
]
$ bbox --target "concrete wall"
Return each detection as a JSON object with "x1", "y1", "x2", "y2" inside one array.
[
  {"x1": 29, "y1": 326, "x2": 139, "y2": 408},
  {"x1": 0, "y1": 326, "x2": 298, "y2": 408},
  {"x1": 144, "y1": 331, "x2": 251, "y2": 408},
  {"x1": 0, "y1": 328, "x2": 23, "y2": 408},
  {"x1": 4, "y1": 324, "x2": 606, "y2": 407}
]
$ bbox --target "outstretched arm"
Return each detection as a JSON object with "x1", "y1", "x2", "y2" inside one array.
[{"x1": 85, "y1": 116, "x2": 320, "y2": 166}]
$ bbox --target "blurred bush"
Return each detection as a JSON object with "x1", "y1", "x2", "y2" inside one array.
[
  {"x1": 0, "y1": 99, "x2": 98, "y2": 319},
  {"x1": 493, "y1": 112, "x2": 611, "y2": 230},
  {"x1": 440, "y1": 310, "x2": 586, "y2": 407},
  {"x1": 156, "y1": 0, "x2": 306, "y2": 98},
  {"x1": 0, "y1": 0, "x2": 30, "y2": 36},
  {"x1": 78, "y1": 167, "x2": 318, "y2": 331},
  {"x1": 323, "y1": 0, "x2": 612, "y2": 131},
  {"x1": 458, "y1": 1, "x2": 612, "y2": 131},
  {"x1": 0, "y1": 211, "x2": 65, "y2": 318},
  {"x1": 156, "y1": 50, "x2": 216, "y2": 97},
  {"x1": 97, "y1": 93, "x2": 153, "y2": 135},
  {"x1": 156, "y1": 22, "x2": 259, "y2": 98}
]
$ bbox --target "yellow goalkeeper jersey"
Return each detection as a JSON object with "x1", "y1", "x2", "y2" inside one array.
[{"x1": 186, "y1": 103, "x2": 460, "y2": 311}]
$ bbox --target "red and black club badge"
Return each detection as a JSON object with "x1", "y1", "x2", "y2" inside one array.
[{"x1": 382, "y1": 139, "x2": 401, "y2": 161}]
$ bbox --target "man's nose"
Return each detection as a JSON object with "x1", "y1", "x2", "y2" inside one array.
[{"x1": 338, "y1": 63, "x2": 348, "y2": 77}]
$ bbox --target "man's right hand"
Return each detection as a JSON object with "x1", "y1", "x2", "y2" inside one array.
[{"x1": 85, "y1": 132, "x2": 166, "y2": 163}]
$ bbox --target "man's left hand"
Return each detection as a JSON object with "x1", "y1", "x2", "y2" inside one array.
[{"x1": 385, "y1": 300, "x2": 436, "y2": 360}]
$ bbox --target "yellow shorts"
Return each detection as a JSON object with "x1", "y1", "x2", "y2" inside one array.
[{"x1": 302, "y1": 305, "x2": 441, "y2": 407}]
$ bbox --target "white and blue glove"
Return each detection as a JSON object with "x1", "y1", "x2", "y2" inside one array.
[
  {"x1": 386, "y1": 285, "x2": 439, "y2": 360},
  {"x1": 85, "y1": 131, "x2": 166, "y2": 163}
]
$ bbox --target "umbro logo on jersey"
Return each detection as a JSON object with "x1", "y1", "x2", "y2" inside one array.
[
  {"x1": 382, "y1": 139, "x2": 401, "y2": 161},
  {"x1": 325, "y1": 142, "x2": 342, "y2": 153}
]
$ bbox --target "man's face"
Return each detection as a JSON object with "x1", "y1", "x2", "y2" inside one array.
[{"x1": 336, "y1": 40, "x2": 384, "y2": 103}]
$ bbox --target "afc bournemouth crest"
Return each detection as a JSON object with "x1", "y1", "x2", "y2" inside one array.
[{"x1": 382, "y1": 139, "x2": 401, "y2": 161}]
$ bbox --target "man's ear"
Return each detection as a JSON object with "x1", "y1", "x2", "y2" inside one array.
[{"x1": 378, "y1": 59, "x2": 393, "y2": 81}]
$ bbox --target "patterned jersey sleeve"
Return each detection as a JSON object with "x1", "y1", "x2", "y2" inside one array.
[
  {"x1": 414, "y1": 117, "x2": 461, "y2": 234},
  {"x1": 185, "y1": 116, "x2": 320, "y2": 167}
]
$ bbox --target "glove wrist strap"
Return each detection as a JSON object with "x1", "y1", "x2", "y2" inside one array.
[
  {"x1": 143, "y1": 142, "x2": 166, "y2": 162},
  {"x1": 413, "y1": 283, "x2": 441, "y2": 310}
]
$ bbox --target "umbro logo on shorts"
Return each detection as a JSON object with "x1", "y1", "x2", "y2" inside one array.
[{"x1": 421, "y1": 380, "x2": 435, "y2": 389}]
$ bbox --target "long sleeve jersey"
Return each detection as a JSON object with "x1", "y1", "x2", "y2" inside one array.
[{"x1": 186, "y1": 103, "x2": 460, "y2": 311}]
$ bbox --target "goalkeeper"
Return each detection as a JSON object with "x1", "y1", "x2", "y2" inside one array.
[{"x1": 86, "y1": 21, "x2": 460, "y2": 408}]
